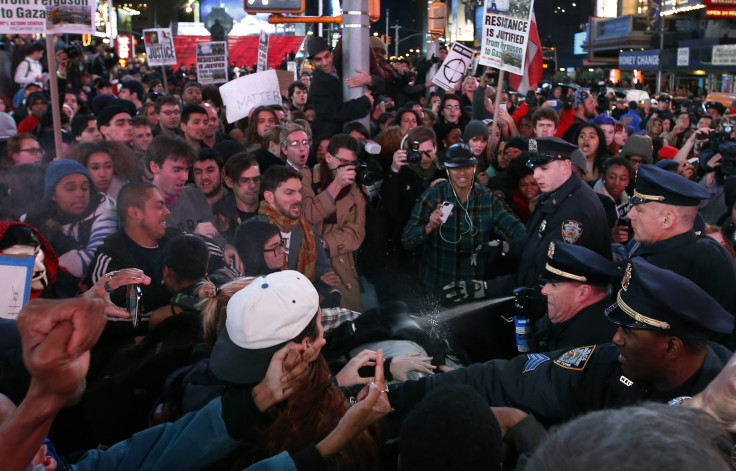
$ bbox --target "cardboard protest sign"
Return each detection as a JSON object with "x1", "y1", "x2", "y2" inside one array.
[
  {"x1": 0, "y1": 0, "x2": 94, "y2": 34},
  {"x1": 196, "y1": 41, "x2": 228, "y2": 85},
  {"x1": 143, "y1": 27, "x2": 177, "y2": 67},
  {"x1": 257, "y1": 30, "x2": 269, "y2": 72},
  {"x1": 433, "y1": 42, "x2": 475, "y2": 91},
  {"x1": 479, "y1": 0, "x2": 535, "y2": 75},
  {"x1": 0, "y1": 254, "x2": 34, "y2": 320},
  {"x1": 219, "y1": 69, "x2": 281, "y2": 123}
]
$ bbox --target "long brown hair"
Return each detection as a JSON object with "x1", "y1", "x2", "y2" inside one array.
[{"x1": 246, "y1": 356, "x2": 380, "y2": 471}]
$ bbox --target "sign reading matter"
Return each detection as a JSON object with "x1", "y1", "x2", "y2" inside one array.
[
  {"x1": 196, "y1": 41, "x2": 228, "y2": 84},
  {"x1": 143, "y1": 28, "x2": 177, "y2": 67},
  {"x1": 479, "y1": 0, "x2": 535, "y2": 75},
  {"x1": 433, "y1": 42, "x2": 475, "y2": 91},
  {"x1": 219, "y1": 69, "x2": 281, "y2": 123},
  {"x1": 0, "y1": 0, "x2": 94, "y2": 34}
]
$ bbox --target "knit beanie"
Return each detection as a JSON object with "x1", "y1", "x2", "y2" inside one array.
[
  {"x1": 44, "y1": 159, "x2": 95, "y2": 198},
  {"x1": 463, "y1": 119, "x2": 490, "y2": 143},
  {"x1": 620, "y1": 134, "x2": 653, "y2": 164},
  {"x1": 0, "y1": 112, "x2": 17, "y2": 140}
]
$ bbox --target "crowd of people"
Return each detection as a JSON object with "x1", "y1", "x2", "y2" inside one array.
[{"x1": 2, "y1": 30, "x2": 736, "y2": 470}]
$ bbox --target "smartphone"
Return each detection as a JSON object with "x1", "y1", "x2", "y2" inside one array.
[
  {"x1": 499, "y1": 102, "x2": 507, "y2": 110},
  {"x1": 688, "y1": 157, "x2": 699, "y2": 164},
  {"x1": 439, "y1": 201, "x2": 454, "y2": 223}
]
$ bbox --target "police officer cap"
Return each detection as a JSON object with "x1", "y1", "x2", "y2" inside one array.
[
  {"x1": 306, "y1": 37, "x2": 331, "y2": 59},
  {"x1": 605, "y1": 258, "x2": 734, "y2": 340},
  {"x1": 441, "y1": 143, "x2": 478, "y2": 168},
  {"x1": 526, "y1": 137, "x2": 579, "y2": 168},
  {"x1": 542, "y1": 242, "x2": 621, "y2": 286},
  {"x1": 631, "y1": 164, "x2": 712, "y2": 206}
]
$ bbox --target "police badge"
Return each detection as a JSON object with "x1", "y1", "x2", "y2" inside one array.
[{"x1": 562, "y1": 220, "x2": 583, "y2": 244}]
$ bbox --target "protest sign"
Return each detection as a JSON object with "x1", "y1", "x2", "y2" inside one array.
[
  {"x1": 0, "y1": 254, "x2": 34, "y2": 320},
  {"x1": 219, "y1": 69, "x2": 281, "y2": 123},
  {"x1": 433, "y1": 42, "x2": 475, "y2": 91},
  {"x1": 143, "y1": 27, "x2": 177, "y2": 67},
  {"x1": 257, "y1": 30, "x2": 269, "y2": 72},
  {"x1": 196, "y1": 41, "x2": 229, "y2": 84},
  {"x1": 479, "y1": 0, "x2": 535, "y2": 75},
  {"x1": 0, "y1": 0, "x2": 94, "y2": 34}
]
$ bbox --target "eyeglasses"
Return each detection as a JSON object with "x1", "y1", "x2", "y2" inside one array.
[
  {"x1": 19, "y1": 148, "x2": 44, "y2": 155},
  {"x1": 237, "y1": 176, "x2": 261, "y2": 186},
  {"x1": 443, "y1": 105, "x2": 461, "y2": 110},
  {"x1": 264, "y1": 239, "x2": 286, "y2": 256},
  {"x1": 160, "y1": 109, "x2": 181, "y2": 116},
  {"x1": 285, "y1": 139, "x2": 311, "y2": 148}
]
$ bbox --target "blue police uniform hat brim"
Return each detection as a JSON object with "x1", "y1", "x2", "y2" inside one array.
[
  {"x1": 210, "y1": 327, "x2": 287, "y2": 384},
  {"x1": 631, "y1": 164, "x2": 713, "y2": 206},
  {"x1": 541, "y1": 242, "x2": 621, "y2": 286},
  {"x1": 604, "y1": 258, "x2": 734, "y2": 340},
  {"x1": 526, "y1": 137, "x2": 578, "y2": 169}
]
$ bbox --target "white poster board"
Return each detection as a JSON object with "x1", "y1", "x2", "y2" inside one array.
[
  {"x1": 0, "y1": 0, "x2": 94, "y2": 34},
  {"x1": 257, "y1": 30, "x2": 269, "y2": 73},
  {"x1": 0, "y1": 254, "x2": 34, "y2": 320},
  {"x1": 479, "y1": 0, "x2": 535, "y2": 75},
  {"x1": 197, "y1": 41, "x2": 229, "y2": 85},
  {"x1": 143, "y1": 27, "x2": 177, "y2": 67},
  {"x1": 219, "y1": 69, "x2": 281, "y2": 123},
  {"x1": 433, "y1": 42, "x2": 475, "y2": 91}
]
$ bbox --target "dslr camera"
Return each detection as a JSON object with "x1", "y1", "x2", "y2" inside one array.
[
  {"x1": 407, "y1": 140, "x2": 422, "y2": 165},
  {"x1": 64, "y1": 41, "x2": 84, "y2": 59}
]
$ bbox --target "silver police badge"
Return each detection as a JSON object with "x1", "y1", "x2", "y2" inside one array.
[{"x1": 562, "y1": 220, "x2": 583, "y2": 244}]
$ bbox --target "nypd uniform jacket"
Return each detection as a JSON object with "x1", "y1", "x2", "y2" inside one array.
[
  {"x1": 530, "y1": 297, "x2": 618, "y2": 353},
  {"x1": 513, "y1": 172, "x2": 612, "y2": 288},
  {"x1": 388, "y1": 342, "x2": 731, "y2": 426}
]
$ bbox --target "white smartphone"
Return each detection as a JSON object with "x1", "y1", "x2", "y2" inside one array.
[
  {"x1": 439, "y1": 201, "x2": 454, "y2": 223},
  {"x1": 499, "y1": 102, "x2": 507, "y2": 110}
]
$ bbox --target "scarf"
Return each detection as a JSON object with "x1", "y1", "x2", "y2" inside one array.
[{"x1": 259, "y1": 200, "x2": 317, "y2": 280}]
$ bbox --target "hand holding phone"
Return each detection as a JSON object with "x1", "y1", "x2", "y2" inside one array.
[{"x1": 439, "y1": 201, "x2": 454, "y2": 223}]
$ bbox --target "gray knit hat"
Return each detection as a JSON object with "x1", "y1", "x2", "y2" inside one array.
[
  {"x1": 620, "y1": 134, "x2": 653, "y2": 165},
  {"x1": 0, "y1": 112, "x2": 17, "y2": 140},
  {"x1": 463, "y1": 119, "x2": 490, "y2": 143}
]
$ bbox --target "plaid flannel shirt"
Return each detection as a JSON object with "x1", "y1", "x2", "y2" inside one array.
[{"x1": 401, "y1": 181, "x2": 526, "y2": 290}]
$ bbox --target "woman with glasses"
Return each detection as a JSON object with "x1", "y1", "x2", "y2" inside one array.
[{"x1": 24, "y1": 159, "x2": 117, "y2": 280}]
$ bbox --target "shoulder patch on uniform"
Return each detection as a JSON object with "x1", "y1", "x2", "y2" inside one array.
[
  {"x1": 562, "y1": 220, "x2": 583, "y2": 244},
  {"x1": 553, "y1": 345, "x2": 596, "y2": 371},
  {"x1": 523, "y1": 353, "x2": 551, "y2": 373}
]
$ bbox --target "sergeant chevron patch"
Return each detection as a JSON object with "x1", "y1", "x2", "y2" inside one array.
[{"x1": 523, "y1": 353, "x2": 551, "y2": 373}]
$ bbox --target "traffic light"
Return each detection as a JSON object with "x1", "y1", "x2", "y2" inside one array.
[{"x1": 243, "y1": 0, "x2": 305, "y2": 14}]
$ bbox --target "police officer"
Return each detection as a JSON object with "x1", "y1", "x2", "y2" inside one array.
[
  {"x1": 626, "y1": 164, "x2": 736, "y2": 347},
  {"x1": 443, "y1": 137, "x2": 611, "y2": 302},
  {"x1": 531, "y1": 241, "x2": 622, "y2": 352},
  {"x1": 391, "y1": 258, "x2": 734, "y2": 427}
]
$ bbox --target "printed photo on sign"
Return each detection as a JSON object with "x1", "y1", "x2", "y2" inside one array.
[
  {"x1": 220, "y1": 69, "x2": 282, "y2": 123},
  {"x1": 143, "y1": 27, "x2": 177, "y2": 67},
  {"x1": 0, "y1": 254, "x2": 34, "y2": 320},
  {"x1": 0, "y1": 0, "x2": 93, "y2": 34},
  {"x1": 433, "y1": 42, "x2": 475, "y2": 91},
  {"x1": 197, "y1": 41, "x2": 229, "y2": 85},
  {"x1": 479, "y1": 0, "x2": 535, "y2": 75},
  {"x1": 46, "y1": 1, "x2": 94, "y2": 34}
]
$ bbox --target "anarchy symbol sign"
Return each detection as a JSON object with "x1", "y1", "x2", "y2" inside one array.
[{"x1": 442, "y1": 58, "x2": 468, "y2": 83}]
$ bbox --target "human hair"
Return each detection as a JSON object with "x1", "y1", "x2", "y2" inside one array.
[
  {"x1": 0, "y1": 93, "x2": 15, "y2": 113},
  {"x1": 574, "y1": 123, "x2": 608, "y2": 176},
  {"x1": 145, "y1": 134, "x2": 197, "y2": 168},
  {"x1": 405, "y1": 125, "x2": 437, "y2": 149},
  {"x1": 162, "y1": 234, "x2": 209, "y2": 283},
  {"x1": 526, "y1": 403, "x2": 732, "y2": 470},
  {"x1": 71, "y1": 113, "x2": 96, "y2": 138},
  {"x1": 66, "y1": 141, "x2": 142, "y2": 183},
  {"x1": 223, "y1": 152, "x2": 259, "y2": 180},
  {"x1": 2, "y1": 164, "x2": 45, "y2": 220},
  {"x1": 327, "y1": 133, "x2": 358, "y2": 156},
  {"x1": 288, "y1": 80, "x2": 307, "y2": 98},
  {"x1": 120, "y1": 82, "x2": 144, "y2": 101},
  {"x1": 601, "y1": 157, "x2": 632, "y2": 180},
  {"x1": 116, "y1": 181, "x2": 157, "y2": 226},
  {"x1": 262, "y1": 124, "x2": 285, "y2": 148},
  {"x1": 182, "y1": 81, "x2": 202, "y2": 93},
  {"x1": 342, "y1": 122, "x2": 369, "y2": 140},
  {"x1": 195, "y1": 147, "x2": 222, "y2": 168},
  {"x1": 531, "y1": 107, "x2": 559, "y2": 127},
  {"x1": 293, "y1": 119, "x2": 312, "y2": 138},
  {"x1": 132, "y1": 115, "x2": 153, "y2": 130},
  {"x1": 202, "y1": 84, "x2": 223, "y2": 110},
  {"x1": 261, "y1": 165, "x2": 301, "y2": 195},
  {"x1": 397, "y1": 108, "x2": 421, "y2": 127},
  {"x1": 376, "y1": 126, "x2": 406, "y2": 170},
  {"x1": 199, "y1": 277, "x2": 254, "y2": 348},
  {"x1": 400, "y1": 385, "x2": 503, "y2": 471},
  {"x1": 646, "y1": 117, "x2": 663, "y2": 137},
  {"x1": 2, "y1": 133, "x2": 37, "y2": 168},
  {"x1": 233, "y1": 220, "x2": 280, "y2": 276},
  {"x1": 0, "y1": 224, "x2": 40, "y2": 251},
  {"x1": 244, "y1": 106, "x2": 278, "y2": 148},
  {"x1": 154, "y1": 95, "x2": 180, "y2": 113},
  {"x1": 278, "y1": 123, "x2": 308, "y2": 149},
  {"x1": 181, "y1": 104, "x2": 208, "y2": 125}
]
